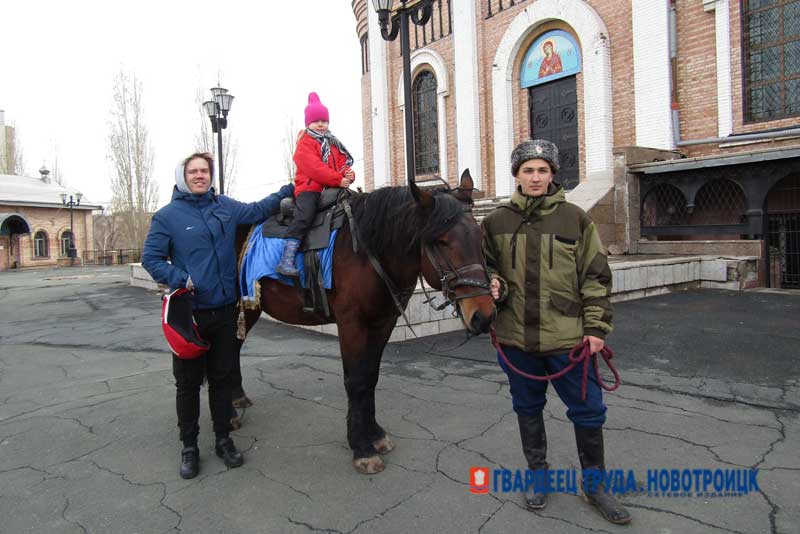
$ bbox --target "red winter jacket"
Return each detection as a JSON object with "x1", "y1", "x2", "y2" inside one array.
[{"x1": 293, "y1": 132, "x2": 352, "y2": 196}]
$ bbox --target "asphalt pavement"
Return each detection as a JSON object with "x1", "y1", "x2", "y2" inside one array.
[{"x1": 0, "y1": 266, "x2": 797, "y2": 534}]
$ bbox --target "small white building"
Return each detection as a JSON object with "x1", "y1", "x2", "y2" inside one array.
[{"x1": 0, "y1": 168, "x2": 101, "y2": 271}]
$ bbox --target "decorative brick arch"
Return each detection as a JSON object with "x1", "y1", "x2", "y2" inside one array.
[
  {"x1": 491, "y1": 0, "x2": 613, "y2": 196},
  {"x1": 396, "y1": 48, "x2": 449, "y2": 182}
]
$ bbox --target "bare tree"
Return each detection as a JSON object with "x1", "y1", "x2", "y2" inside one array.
[
  {"x1": 282, "y1": 119, "x2": 300, "y2": 184},
  {"x1": 4, "y1": 127, "x2": 26, "y2": 175},
  {"x1": 12, "y1": 144, "x2": 25, "y2": 175},
  {"x1": 50, "y1": 147, "x2": 65, "y2": 186},
  {"x1": 107, "y1": 70, "x2": 158, "y2": 250},
  {"x1": 93, "y1": 208, "x2": 120, "y2": 252},
  {"x1": 194, "y1": 87, "x2": 239, "y2": 196}
]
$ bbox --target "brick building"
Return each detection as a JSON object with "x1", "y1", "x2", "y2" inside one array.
[
  {"x1": 352, "y1": 0, "x2": 800, "y2": 288},
  {"x1": 0, "y1": 169, "x2": 101, "y2": 271}
]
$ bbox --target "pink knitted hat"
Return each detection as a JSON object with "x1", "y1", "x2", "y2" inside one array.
[{"x1": 304, "y1": 92, "x2": 329, "y2": 126}]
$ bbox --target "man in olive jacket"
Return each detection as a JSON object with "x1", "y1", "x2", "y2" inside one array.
[{"x1": 481, "y1": 139, "x2": 630, "y2": 525}]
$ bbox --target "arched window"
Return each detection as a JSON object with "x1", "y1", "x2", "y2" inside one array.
[
  {"x1": 412, "y1": 70, "x2": 439, "y2": 175},
  {"x1": 33, "y1": 231, "x2": 49, "y2": 258},
  {"x1": 60, "y1": 230, "x2": 74, "y2": 257},
  {"x1": 641, "y1": 184, "x2": 689, "y2": 227},
  {"x1": 689, "y1": 179, "x2": 747, "y2": 225}
]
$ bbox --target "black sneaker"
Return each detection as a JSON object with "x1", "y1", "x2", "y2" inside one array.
[
  {"x1": 180, "y1": 446, "x2": 199, "y2": 479},
  {"x1": 215, "y1": 437, "x2": 244, "y2": 468}
]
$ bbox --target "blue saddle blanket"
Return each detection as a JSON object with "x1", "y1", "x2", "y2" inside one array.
[{"x1": 239, "y1": 223, "x2": 337, "y2": 306}]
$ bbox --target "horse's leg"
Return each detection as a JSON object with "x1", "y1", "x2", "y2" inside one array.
[
  {"x1": 364, "y1": 325, "x2": 395, "y2": 456},
  {"x1": 339, "y1": 318, "x2": 395, "y2": 474}
]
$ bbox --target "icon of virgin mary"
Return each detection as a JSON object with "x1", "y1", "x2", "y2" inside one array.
[{"x1": 538, "y1": 40, "x2": 563, "y2": 78}]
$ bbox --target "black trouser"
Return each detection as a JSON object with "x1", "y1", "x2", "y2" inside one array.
[
  {"x1": 285, "y1": 191, "x2": 320, "y2": 241},
  {"x1": 172, "y1": 303, "x2": 240, "y2": 445}
]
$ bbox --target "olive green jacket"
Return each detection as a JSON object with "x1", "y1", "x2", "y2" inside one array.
[{"x1": 481, "y1": 184, "x2": 613, "y2": 355}]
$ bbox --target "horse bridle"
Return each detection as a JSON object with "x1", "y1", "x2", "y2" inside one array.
[{"x1": 420, "y1": 241, "x2": 492, "y2": 315}]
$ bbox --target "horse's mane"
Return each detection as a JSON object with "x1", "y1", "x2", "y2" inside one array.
[{"x1": 348, "y1": 186, "x2": 466, "y2": 259}]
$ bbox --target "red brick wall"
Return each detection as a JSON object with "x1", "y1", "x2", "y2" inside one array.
[
  {"x1": 0, "y1": 204, "x2": 94, "y2": 270},
  {"x1": 353, "y1": 0, "x2": 799, "y2": 194},
  {"x1": 678, "y1": 0, "x2": 800, "y2": 158}
]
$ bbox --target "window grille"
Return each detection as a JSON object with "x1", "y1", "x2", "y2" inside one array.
[{"x1": 744, "y1": 0, "x2": 800, "y2": 121}]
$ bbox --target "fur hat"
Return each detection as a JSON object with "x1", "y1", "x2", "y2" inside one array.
[
  {"x1": 511, "y1": 139, "x2": 560, "y2": 176},
  {"x1": 304, "y1": 92, "x2": 329, "y2": 126}
]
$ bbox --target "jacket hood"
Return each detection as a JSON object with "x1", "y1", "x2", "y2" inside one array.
[
  {"x1": 175, "y1": 157, "x2": 216, "y2": 194},
  {"x1": 175, "y1": 162, "x2": 191, "y2": 194},
  {"x1": 171, "y1": 185, "x2": 216, "y2": 202},
  {"x1": 174, "y1": 159, "x2": 215, "y2": 199},
  {"x1": 510, "y1": 182, "x2": 564, "y2": 215}
]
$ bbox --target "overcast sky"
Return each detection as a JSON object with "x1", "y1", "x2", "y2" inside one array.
[{"x1": 1, "y1": 0, "x2": 365, "y2": 208}]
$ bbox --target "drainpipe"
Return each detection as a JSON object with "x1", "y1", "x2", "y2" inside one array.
[
  {"x1": 677, "y1": 128, "x2": 800, "y2": 146},
  {"x1": 669, "y1": 1, "x2": 680, "y2": 147}
]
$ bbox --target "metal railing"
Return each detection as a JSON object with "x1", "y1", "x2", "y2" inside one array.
[
  {"x1": 83, "y1": 249, "x2": 143, "y2": 265},
  {"x1": 486, "y1": 0, "x2": 519, "y2": 18}
]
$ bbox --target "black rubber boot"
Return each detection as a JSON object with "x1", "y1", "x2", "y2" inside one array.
[
  {"x1": 575, "y1": 425, "x2": 632, "y2": 525},
  {"x1": 179, "y1": 446, "x2": 199, "y2": 479},
  {"x1": 276, "y1": 238, "x2": 301, "y2": 277},
  {"x1": 518, "y1": 413, "x2": 548, "y2": 510},
  {"x1": 215, "y1": 436, "x2": 244, "y2": 468}
]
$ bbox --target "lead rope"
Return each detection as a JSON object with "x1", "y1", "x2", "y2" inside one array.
[{"x1": 490, "y1": 326, "x2": 621, "y2": 401}]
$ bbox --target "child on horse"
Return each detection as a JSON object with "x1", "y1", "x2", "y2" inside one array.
[{"x1": 277, "y1": 92, "x2": 355, "y2": 277}]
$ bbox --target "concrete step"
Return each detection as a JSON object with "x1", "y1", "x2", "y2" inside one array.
[
  {"x1": 129, "y1": 254, "x2": 759, "y2": 343},
  {"x1": 471, "y1": 196, "x2": 509, "y2": 222}
]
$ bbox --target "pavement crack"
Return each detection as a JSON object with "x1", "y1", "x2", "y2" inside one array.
[
  {"x1": 754, "y1": 411, "x2": 787, "y2": 469},
  {"x1": 475, "y1": 497, "x2": 504, "y2": 533},
  {"x1": 256, "y1": 375, "x2": 344, "y2": 412},
  {"x1": 400, "y1": 409, "x2": 438, "y2": 440},
  {"x1": 158, "y1": 484, "x2": 183, "y2": 533},
  {"x1": 622, "y1": 381, "x2": 797, "y2": 412},
  {"x1": 61, "y1": 498, "x2": 89, "y2": 534},
  {"x1": 608, "y1": 392, "x2": 783, "y2": 430},
  {"x1": 250, "y1": 466, "x2": 313, "y2": 501},
  {"x1": 624, "y1": 502, "x2": 748, "y2": 534},
  {"x1": 348, "y1": 480, "x2": 434, "y2": 533},
  {"x1": 553, "y1": 412, "x2": 765, "y2": 468},
  {"x1": 284, "y1": 515, "x2": 345, "y2": 533},
  {"x1": 54, "y1": 415, "x2": 95, "y2": 435}
]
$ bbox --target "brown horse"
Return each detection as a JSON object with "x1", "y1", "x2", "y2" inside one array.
[{"x1": 237, "y1": 170, "x2": 496, "y2": 474}]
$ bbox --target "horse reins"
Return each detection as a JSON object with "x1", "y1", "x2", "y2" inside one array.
[{"x1": 490, "y1": 327, "x2": 621, "y2": 401}]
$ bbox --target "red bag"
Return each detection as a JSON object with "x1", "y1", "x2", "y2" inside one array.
[{"x1": 162, "y1": 288, "x2": 209, "y2": 359}]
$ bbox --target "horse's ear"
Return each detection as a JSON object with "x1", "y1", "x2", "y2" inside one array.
[
  {"x1": 452, "y1": 168, "x2": 474, "y2": 203},
  {"x1": 410, "y1": 181, "x2": 434, "y2": 211},
  {"x1": 459, "y1": 169, "x2": 474, "y2": 192}
]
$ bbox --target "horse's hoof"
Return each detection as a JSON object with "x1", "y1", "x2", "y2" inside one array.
[
  {"x1": 353, "y1": 455, "x2": 385, "y2": 475},
  {"x1": 233, "y1": 396, "x2": 253, "y2": 409},
  {"x1": 229, "y1": 414, "x2": 242, "y2": 431},
  {"x1": 373, "y1": 435, "x2": 395, "y2": 455}
]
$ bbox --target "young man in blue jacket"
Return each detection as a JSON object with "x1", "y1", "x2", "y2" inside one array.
[{"x1": 143, "y1": 152, "x2": 294, "y2": 479}]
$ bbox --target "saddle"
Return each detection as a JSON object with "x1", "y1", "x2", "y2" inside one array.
[
  {"x1": 261, "y1": 187, "x2": 349, "y2": 251},
  {"x1": 261, "y1": 187, "x2": 354, "y2": 317}
]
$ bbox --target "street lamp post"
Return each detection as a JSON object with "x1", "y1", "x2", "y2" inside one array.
[
  {"x1": 373, "y1": 0, "x2": 433, "y2": 186},
  {"x1": 60, "y1": 192, "x2": 82, "y2": 263},
  {"x1": 203, "y1": 87, "x2": 235, "y2": 195}
]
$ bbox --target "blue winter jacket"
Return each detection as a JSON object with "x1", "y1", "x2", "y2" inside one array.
[{"x1": 142, "y1": 184, "x2": 294, "y2": 309}]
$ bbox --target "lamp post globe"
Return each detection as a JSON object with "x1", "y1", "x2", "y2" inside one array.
[{"x1": 204, "y1": 87, "x2": 235, "y2": 195}]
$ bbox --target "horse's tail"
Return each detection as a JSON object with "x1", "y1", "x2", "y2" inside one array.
[{"x1": 236, "y1": 224, "x2": 261, "y2": 340}]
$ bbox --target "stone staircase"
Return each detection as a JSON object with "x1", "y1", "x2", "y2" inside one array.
[{"x1": 471, "y1": 195, "x2": 510, "y2": 222}]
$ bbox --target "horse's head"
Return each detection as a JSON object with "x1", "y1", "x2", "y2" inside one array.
[{"x1": 411, "y1": 169, "x2": 497, "y2": 335}]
